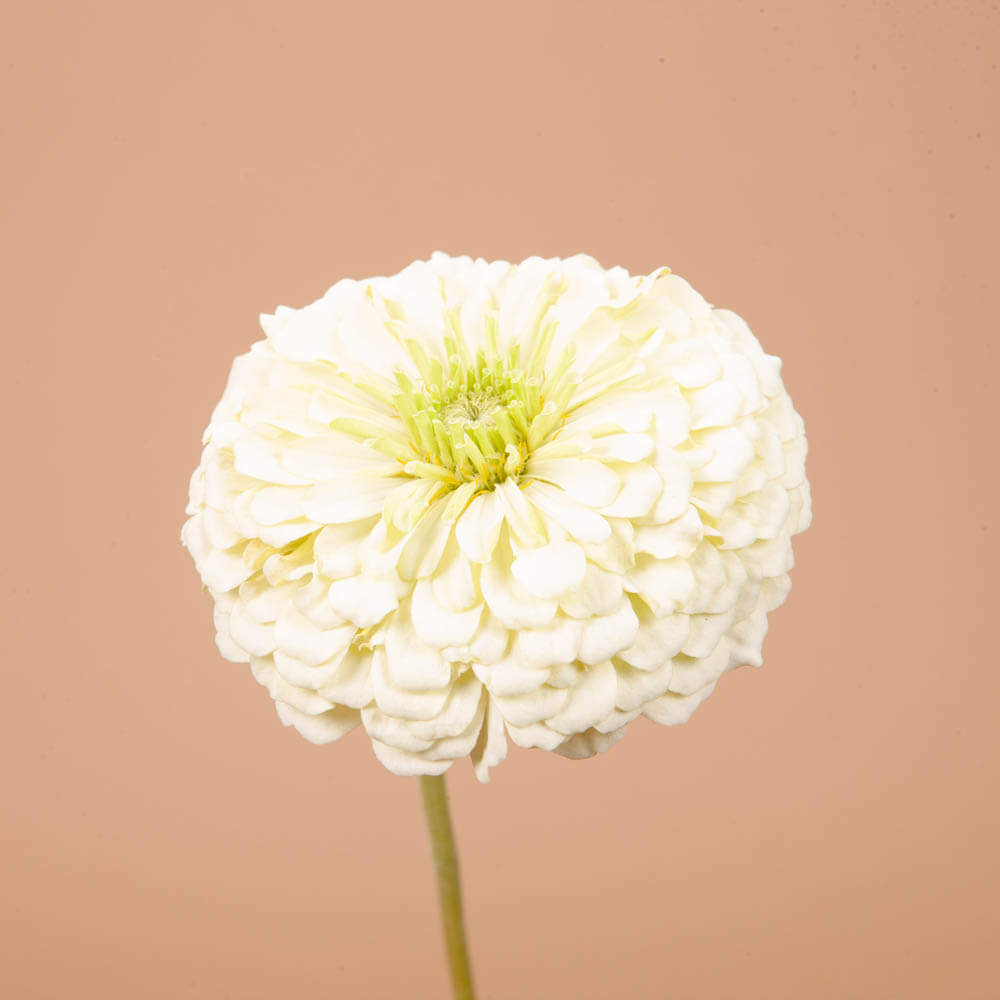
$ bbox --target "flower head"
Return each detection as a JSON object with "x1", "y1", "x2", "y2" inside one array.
[{"x1": 182, "y1": 253, "x2": 811, "y2": 779}]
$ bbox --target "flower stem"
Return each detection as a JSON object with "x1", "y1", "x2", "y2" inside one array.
[{"x1": 419, "y1": 774, "x2": 477, "y2": 1000}]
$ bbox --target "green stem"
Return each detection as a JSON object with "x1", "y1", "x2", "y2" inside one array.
[{"x1": 419, "y1": 774, "x2": 477, "y2": 1000}]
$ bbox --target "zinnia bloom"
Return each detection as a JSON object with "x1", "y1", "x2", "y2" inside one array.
[{"x1": 182, "y1": 253, "x2": 811, "y2": 779}]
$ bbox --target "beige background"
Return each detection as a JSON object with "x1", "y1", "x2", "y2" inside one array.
[{"x1": 2, "y1": 1, "x2": 997, "y2": 997}]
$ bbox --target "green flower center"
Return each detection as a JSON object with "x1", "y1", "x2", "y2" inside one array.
[
  {"x1": 326, "y1": 297, "x2": 581, "y2": 495},
  {"x1": 390, "y1": 314, "x2": 577, "y2": 492}
]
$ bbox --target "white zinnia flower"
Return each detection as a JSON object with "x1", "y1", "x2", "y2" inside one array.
[{"x1": 182, "y1": 253, "x2": 811, "y2": 780}]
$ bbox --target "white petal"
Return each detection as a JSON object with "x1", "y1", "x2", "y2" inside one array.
[
  {"x1": 480, "y1": 553, "x2": 559, "y2": 629},
  {"x1": 634, "y1": 506, "x2": 703, "y2": 560},
  {"x1": 430, "y1": 538, "x2": 478, "y2": 611},
  {"x1": 546, "y1": 661, "x2": 618, "y2": 736},
  {"x1": 411, "y1": 579, "x2": 483, "y2": 648},
  {"x1": 669, "y1": 641, "x2": 732, "y2": 695},
  {"x1": 455, "y1": 491, "x2": 504, "y2": 563},
  {"x1": 618, "y1": 606, "x2": 690, "y2": 670},
  {"x1": 694, "y1": 427, "x2": 755, "y2": 483},
  {"x1": 614, "y1": 658, "x2": 675, "y2": 711},
  {"x1": 398, "y1": 501, "x2": 454, "y2": 580},
  {"x1": 371, "y1": 649, "x2": 451, "y2": 720},
  {"x1": 474, "y1": 656, "x2": 549, "y2": 697},
  {"x1": 408, "y1": 671, "x2": 485, "y2": 741},
  {"x1": 228, "y1": 600, "x2": 278, "y2": 657},
  {"x1": 494, "y1": 684, "x2": 570, "y2": 727},
  {"x1": 515, "y1": 616, "x2": 585, "y2": 669},
  {"x1": 273, "y1": 647, "x2": 345, "y2": 691},
  {"x1": 511, "y1": 541, "x2": 587, "y2": 599},
  {"x1": 599, "y1": 462, "x2": 662, "y2": 518},
  {"x1": 523, "y1": 481, "x2": 611, "y2": 544},
  {"x1": 275, "y1": 702, "x2": 360, "y2": 744},
  {"x1": 275, "y1": 604, "x2": 355, "y2": 666},
  {"x1": 590, "y1": 432, "x2": 655, "y2": 463},
  {"x1": 528, "y1": 458, "x2": 621, "y2": 507},
  {"x1": 624, "y1": 555, "x2": 696, "y2": 617},
  {"x1": 505, "y1": 719, "x2": 565, "y2": 750},
  {"x1": 642, "y1": 682, "x2": 716, "y2": 725},
  {"x1": 553, "y1": 725, "x2": 628, "y2": 759},
  {"x1": 581, "y1": 519, "x2": 635, "y2": 575},
  {"x1": 326, "y1": 575, "x2": 399, "y2": 627},
  {"x1": 234, "y1": 437, "x2": 311, "y2": 486},
  {"x1": 471, "y1": 697, "x2": 508, "y2": 782},
  {"x1": 688, "y1": 379, "x2": 746, "y2": 430},
  {"x1": 383, "y1": 609, "x2": 453, "y2": 691},
  {"x1": 578, "y1": 599, "x2": 640, "y2": 665},
  {"x1": 370, "y1": 739, "x2": 452, "y2": 776},
  {"x1": 495, "y1": 480, "x2": 547, "y2": 547},
  {"x1": 559, "y1": 562, "x2": 624, "y2": 619},
  {"x1": 442, "y1": 611, "x2": 510, "y2": 666},
  {"x1": 303, "y1": 477, "x2": 397, "y2": 524},
  {"x1": 650, "y1": 452, "x2": 694, "y2": 522},
  {"x1": 682, "y1": 610, "x2": 736, "y2": 658},
  {"x1": 318, "y1": 645, "x2": 375, "y2": 708},
  {"x1": 314, "y1": 519, "x2": 374, "y2": 578},
  {"x1": 202, "y1": 544, "x2": 255, "y2": 592},
  {"x1": 248, "y1": 486, "x2": 307, "y2": 525}
]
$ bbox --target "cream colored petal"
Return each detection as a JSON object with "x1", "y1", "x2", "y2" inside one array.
[
  {"x1": 618, "y1": 605, "x2": 690, "y2": 670},
  {"x1": 371, "y1": 649, "x2": 450, "y2": 721},
  {"x1": 407, "y1": 671, "x2": 484, "y2": 742},
  {"x1": 559, "y1": 563, "x2": 625, "y2": 619},
  {"x1": 317, "y1": 645, "x2": 375, "y2": 709},
  {"x1": 642, "y1": 682, "x2": 717, "y2": 725},
  {"x1": 303, "y1": 477, "x2": 397, "y2": 524},
  {"x1": 511, "y1": 540, "x2": 587, "y2": 599},
  {"x1": 455, "y1": 491, "x2": 504, "y2": 563},
  {"x1": 504, "y1": 719, "x2": 565, "y2": 751},
  {"x1": 493, "y1": 685, "x2": 570, "y2": 727},
  {"x1": 398, "y1": 502, "x2": 454, "y2": 580},
  {"x1": 523, "y1": 481, "x2": 611, "y2": 544},
  {"x1": 369, "y1": 739, "x2": 452, "y2": 776},
  {"x1": 274, "y1": 604, "x2": 355, "y2": 666},
  {"x1": 422, "y1": 696, "x2": 487, "y2": 761},
  {"x1": 694, "y1": 427, "x2": 755, "y2": 483},
  {"x1": 273, "y1": 647, "x2": 344, "y2": 691},
  {"x1": 233, "y1": 437, "x2": 311, "y2": 486},
  {"x1": 411, "y1": 578, "x2": 483, "y2": 648},
  {"x1": 634, "y1": 506, "x2": 703, "y2": 560},
  {"x1": 613, "y1": 658, "x2": 675, "y2": 711},
  {"x1": 624, "y1": 555, "x2": 696, "y2": 617},
  {"x1": 442, "y1": 611, "x2": 510, "y2": 666},
  {"x1": 495, "y1": 480, "x2": 547, "y2": 548},
  {"x1": 430, "y1": 538, "x2": 478, "y2": 611},
  {"x1": 275, "y1": 702, "x2": 360, "y2": 744},
  {"x1": 514, "y1": 616, "x2": 585, "y2": 669},
  {"x1": 553, "y1": 725, "x2": 628, "y2": 759},
  {"x1": 681, "y1": 610, "x2": 736, "y2": 658},
  {"x1": 474, "y1": 656, "x2": 549, "y2": 697},
  {"x1": 250, "y1": 657, "x2": 334, "y2": 715},
  {"x1": 578, "y1": 599, "x2": 640, "y2": 665},
  {"x1": 546, "y1": 661, "x2": 618, "y2": 735},
  {"x1": 314, "y1": 520, "x2": 374, "y2": 578},
  {"x1": 471, "y1": 697, "x2": 508, "y2": 782},
  {"x1": 383, "y1": 611, "x2": 453, "y2": 691},
  {"x1": 228, "y1": 601, "x2": 277, "y2": 657},
  {"x1": 480, "y1": 554, "x2": 559, "y2": 629},
  {"x1": 327, "y1": 575, "x2": 399, "y2": 627},
  {"x1": 527, "y1": 458, "x2": 621, "y2": 507},
  {"x1": 599, "y1": 463, "x2": 662, "y2": 518},
  {"x1": 669, "y1": 642, "x2": 732, "y2": 695},
  {"x1": 590, "y1": 433, "x2": 655, "y2": 463}
]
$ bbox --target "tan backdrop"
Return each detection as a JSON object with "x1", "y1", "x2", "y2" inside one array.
[{"x1": 2, "y1": 2, "x2": 997, "y2": 997}]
